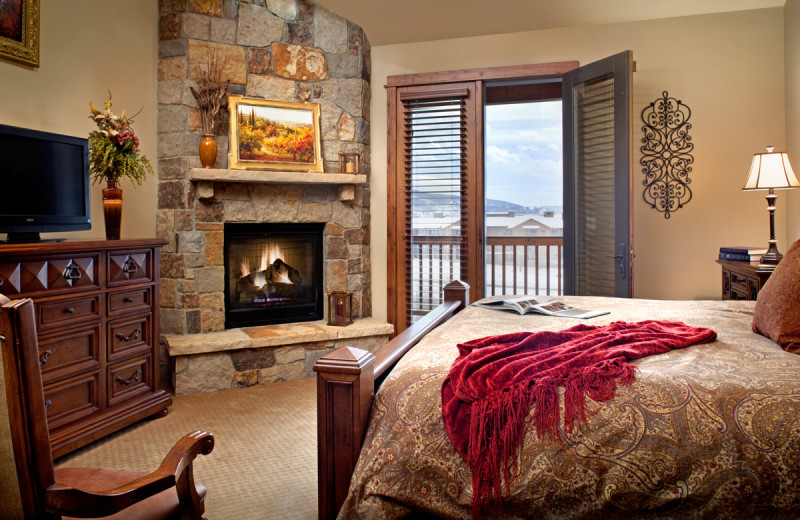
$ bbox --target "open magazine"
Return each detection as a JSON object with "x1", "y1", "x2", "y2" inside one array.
[{"x1": 475, "y1": 295, "x2": 609, "y2": 319}]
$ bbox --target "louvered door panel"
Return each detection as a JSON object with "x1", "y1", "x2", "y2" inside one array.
[
  {"x1": 402, "y1": 93, "x2": 468, "y2": 323},
  {"x1": 574, "y1": 77, "x2": 616, "y2": 295}
]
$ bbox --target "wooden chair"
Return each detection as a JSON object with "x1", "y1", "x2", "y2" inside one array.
[{"x1": 0, "y1": 295, "x2": 214, "y2": 520}]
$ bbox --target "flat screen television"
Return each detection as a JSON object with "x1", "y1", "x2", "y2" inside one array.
[{"x1": 0, "y1": 124, "x2": 91, "y2": 243}]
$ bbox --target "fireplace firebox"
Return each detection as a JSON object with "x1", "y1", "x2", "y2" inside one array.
[{"x1": 224, "y1": 222, "x2": 324, "y2": 328}]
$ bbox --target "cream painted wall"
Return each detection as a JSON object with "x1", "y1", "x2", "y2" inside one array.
[
  {"x1": 0, "y1": 0, "x2": 158, "y2": 241},
  {"x1": 369, "y1": 8, "x2": 786, "y2": 321},
  {"x1": 786, "y1": 0, "x2": 800, "y2": 241}
]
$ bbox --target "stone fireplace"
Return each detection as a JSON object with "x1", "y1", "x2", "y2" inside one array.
[{"x1": 155, "y1": 0, "x2": 391, "y2": 394}]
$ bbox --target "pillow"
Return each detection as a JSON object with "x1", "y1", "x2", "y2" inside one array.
[{"x1": 752, "y1": 238, "x2": 800, "y2": 353}]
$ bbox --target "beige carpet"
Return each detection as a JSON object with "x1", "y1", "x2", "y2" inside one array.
[{"x1": 55, "y1": 377, "x2": 318, "y2": 520}]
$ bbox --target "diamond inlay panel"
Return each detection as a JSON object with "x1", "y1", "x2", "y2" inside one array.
[
  {"x1": 0, "y1": 263, "x2": 22, "y2": 295},
  {"x1": 108, "y1": 251, "x2": 151, "y2": 286},
  {"x1": 47, "y1": 257, "x2": 97, "y2": 291},
  {"x1": 20, "y1": 261, "x2": 48, "y2": 294}
]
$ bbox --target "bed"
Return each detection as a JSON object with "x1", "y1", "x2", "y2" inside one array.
[{"x1": 314, "y1": 281, "x2": 800, "y2": 519}]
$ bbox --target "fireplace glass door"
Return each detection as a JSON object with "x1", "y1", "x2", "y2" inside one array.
[{"x1": 224, "y1": 222, "x2": 324, "y2": 328}]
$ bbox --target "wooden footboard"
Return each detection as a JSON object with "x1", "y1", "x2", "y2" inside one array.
[{"x1": 313, "y1": 280, "x2": 469, "y2": 520}]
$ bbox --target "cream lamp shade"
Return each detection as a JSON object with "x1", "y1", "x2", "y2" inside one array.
[
  {"x1": 741, "y1": 147, "x2": 799, "y2": 268},
  {"x1": 743, "y1": 147, "x2": 800, "y2": 190}
]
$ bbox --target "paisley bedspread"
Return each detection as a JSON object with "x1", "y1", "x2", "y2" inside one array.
[{"x1": 338, "y1": 297, "x2": 800, "y2": 519}]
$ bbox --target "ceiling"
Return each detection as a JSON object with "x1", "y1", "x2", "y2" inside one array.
[{"x1": 312, "y1": 0, "x2": 785, "y2": 46}]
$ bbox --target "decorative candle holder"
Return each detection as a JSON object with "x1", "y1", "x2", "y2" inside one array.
[
  {"x1": 338, "y1": 152, "x2": 360, "y2": 174},
  {"x1": 327, "y1": 291, "x2": 353, "y2": 326}
]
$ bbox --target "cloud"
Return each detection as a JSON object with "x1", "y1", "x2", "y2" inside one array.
[
  {"x1": 486, "y1": 145, "x2": 518, "y2": 163},
  {"x1": 484, "y1": 101, "x2": 563, "y2": 207}
]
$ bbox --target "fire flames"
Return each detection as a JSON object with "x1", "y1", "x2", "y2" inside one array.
[{"x1": 240, "y1": 242, "x2": 293, "y2": 286}]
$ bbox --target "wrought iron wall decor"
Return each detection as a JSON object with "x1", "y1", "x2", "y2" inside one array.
[{"x1": 640, "y1": 91, "x2": 694, "y2": 218}]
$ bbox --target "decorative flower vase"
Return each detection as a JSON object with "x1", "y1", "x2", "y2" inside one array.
[
  {"x1": 199, "y1": 134, "x2": 217, "y2": 168},
  {"x1": 102, "y1": 180, "x2": 123, "y2": 240}
]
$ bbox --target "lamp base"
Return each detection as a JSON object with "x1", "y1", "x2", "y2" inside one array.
[
  {"x1": 757, "y1": 245, "x2": 781, "y2": 272},
  {"x1": 759, "y1": 247, "x2": 782, "y2": 266},
  {"x1": 757, "y1": 189, "x2": 781, "y2": 272}
]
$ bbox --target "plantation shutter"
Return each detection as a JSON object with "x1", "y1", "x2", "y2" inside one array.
[
  {"x1": 574, "y1": 76, "x2": 616, "y2": 294},
  {"x1": 563, "y1": 51, "x2": 633, "y2": 297},
  {"x1": 388, "y1": 83, "x2": 480, "y2": 331},
  {"x1": 403, "y1": 90, "x2": 468, "y2": 323}
]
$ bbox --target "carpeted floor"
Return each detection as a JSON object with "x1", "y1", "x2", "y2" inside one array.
[{"x1": 54, "y1": 377, "x2": 318, "y2": 520}]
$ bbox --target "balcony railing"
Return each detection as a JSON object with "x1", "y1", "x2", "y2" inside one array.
[
  {"x1": 486, "y1": 236, "x2": 563, "y2": 296},
  {"x1": 409, "y1": 235, "x2": 563, "y2": 320}
]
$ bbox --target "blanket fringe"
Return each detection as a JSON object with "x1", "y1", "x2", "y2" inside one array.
[{"x1": 466, "y1": 358, "x2": 637, "y2": 518}]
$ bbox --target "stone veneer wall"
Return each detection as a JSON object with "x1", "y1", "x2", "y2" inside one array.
[{"x1": 156, "y1": 0, "x2": 371, "y2": 352}]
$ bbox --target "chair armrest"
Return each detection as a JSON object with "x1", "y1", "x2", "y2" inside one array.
[{"x1": 44, "y1": 431, "x2": 214, "y2": 518}]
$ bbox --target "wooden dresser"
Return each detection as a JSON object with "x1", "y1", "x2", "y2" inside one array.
[
  {"x1": 0, "y1": 239, "x2": 170, "y2": 458},
  {"x1": 716, "y1": 259, "x2": 773, "y2": 301}
]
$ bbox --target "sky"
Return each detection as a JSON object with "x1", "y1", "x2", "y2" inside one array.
[
  {"x1": 238, "y1": 104, "x2": 313, "y2": 126},
  {"x1": 484, "y1": 100, "x2": 563, "y2": 209}
]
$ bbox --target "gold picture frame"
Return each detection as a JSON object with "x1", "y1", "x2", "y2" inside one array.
[
  {"x1": 228, "y1": 95, "x2": 323, "y2": 172},
  {"x1": 0, "y1": 0, "x2": 40, "y2": 67}
]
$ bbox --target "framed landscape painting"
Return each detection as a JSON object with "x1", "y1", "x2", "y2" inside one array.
[
  {"x1": 228, "y1": 96, "x2": 323, "y2": 172},
  {"x1": 0, "y1": 0, "x2": 39, "y2": 67}
]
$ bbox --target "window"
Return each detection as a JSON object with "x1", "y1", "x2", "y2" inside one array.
[{"x1": 387, "y1": 54, "x2": 632, "y2": 334}]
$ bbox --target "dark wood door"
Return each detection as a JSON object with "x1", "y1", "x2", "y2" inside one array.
[{"x1": 562, "y1": 51, "x2": 633, "y2": 297}]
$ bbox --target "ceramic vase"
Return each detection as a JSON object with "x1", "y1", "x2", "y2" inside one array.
[
  {"x1": 199, "y1": 134, "x2": 217, "y2": 168},
  {"x1": 102, "y1": 180, "x2": 123, "y2": 240}
]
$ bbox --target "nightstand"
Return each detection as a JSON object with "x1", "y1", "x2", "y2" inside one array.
[{"x1": 716, "y1": 259, "x2": 773, "y2": 301}]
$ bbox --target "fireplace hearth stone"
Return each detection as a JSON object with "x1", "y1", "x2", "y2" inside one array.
[{"x1": 164, "y1": 318, "x2": 393, "y2": 395}]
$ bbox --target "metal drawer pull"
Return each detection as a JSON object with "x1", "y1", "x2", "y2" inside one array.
[
  {"x1": 40, "y1": 349, "x2": 52, "y2": 365},
  {"x1": 115, "y1": 327, "x2": 142, "y2": 342},
  {"x1": 116, "y1": 369, "x2": 142, "y2": 386},
  {"x1": 64, "y1": 262, "x2": 83, "y2": 281},
  {"x1": 123, "y1": 297, "x2": 134, "y2": 303},
  {"x1": 45, "y1": 400, "x2": 52, "y2": 409},
  {"x1": 64, "y1": 307, "x2": 75, "y2": 314},
  {"x1": 122, "y1": 257, "x2": 139, "y2": 276}
]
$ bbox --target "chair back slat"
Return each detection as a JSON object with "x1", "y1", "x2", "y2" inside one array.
[
  {"x1": 0, "y1": 297, "x2": 57, "y2": 519},
  {"x1": 0, "y1": 314, "x2": 25, "y2": 519}
]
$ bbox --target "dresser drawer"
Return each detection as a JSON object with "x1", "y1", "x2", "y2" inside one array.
[
  {"x1": 108, "y1": 356, "x2": 152, "y2": 407},
  {"x1": 108, "y1": 286, "x2": 153, "y2": 318},
  {"x1": 108, "y1": 314, "x2": 151, "y2": 362},
  {"x1": 44, "y1": 371, "x2": 101, "y2": 431},
  {"x1": 0, "y1": 254, "x2": 100, "y2": 297},
  {"x1": 39, "y1": 324, "x2": 102, "y2": 384},
  {"x1": 37, "y1": 294, "x2": 101, "y2": 332},
  {"x1": 107, "y1": 250, "x2": 154, "y2": 287},
  {"x1": 728, "y1": 271, "x2": 753, "y2": 293}
]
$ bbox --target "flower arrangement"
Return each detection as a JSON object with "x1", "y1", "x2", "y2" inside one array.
[
  {"x1": 88, "y1": 94, "x2": 153, "y2": 185},
  {"x1": 190, "y1": 49, "x2": 230, "y2": 135}
]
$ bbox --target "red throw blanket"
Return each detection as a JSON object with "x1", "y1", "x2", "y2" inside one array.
[{"x1": 441, "y1": 320, "x2": 717, "y2": 517}]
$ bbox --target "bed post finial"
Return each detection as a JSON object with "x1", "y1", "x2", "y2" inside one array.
[{"x1": 443, "y1": 280, "x2": 470, "y2": 311}]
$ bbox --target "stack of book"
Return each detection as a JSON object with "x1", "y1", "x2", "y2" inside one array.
[{"x1": 718, "y1": 246, "x2": 767, "y2": 262}]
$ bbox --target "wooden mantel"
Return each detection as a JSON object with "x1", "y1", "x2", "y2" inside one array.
[{"x1": 189, "y1": 168, "x2": 367, "y2": 202}]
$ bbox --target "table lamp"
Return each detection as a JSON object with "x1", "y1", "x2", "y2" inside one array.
[{"x1": 742, "y1": 147, "x2": 800, "y2": 267}]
